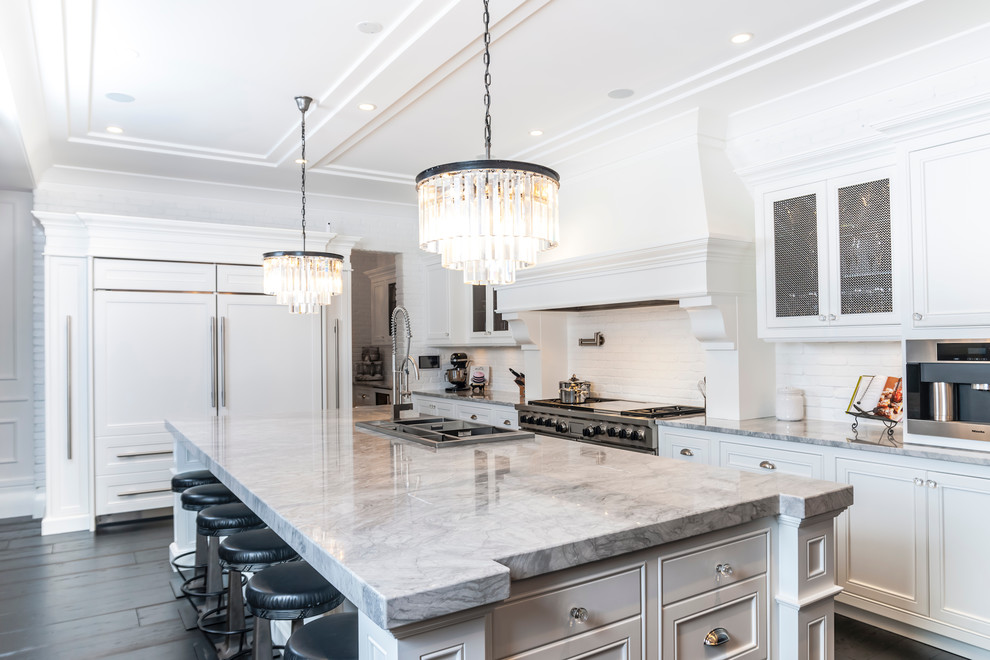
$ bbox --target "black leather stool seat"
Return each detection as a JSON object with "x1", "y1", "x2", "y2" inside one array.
[
  {"x1": 197, "y1": 503, "x2": 265, "y2": 537},
  {"x1": 283, "y1": 612, "x2": 359, "y2": 660},
  {"x1": 171, "y1": 469, "x2": 219, "y2": 493},
  {"x1": 181, "y1": 483, "x2": 238, "y2": 511},
  {"x1": 220, "y1": 528, "x2": 298, "y2": 572},
  {"x1": 246, "y1": 562, "x2": 345, "y2": 620}
]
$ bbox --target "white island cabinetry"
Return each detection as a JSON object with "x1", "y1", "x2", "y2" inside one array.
[{"x1": 411, "y1": 392, "x2": 518, "y2": 428}]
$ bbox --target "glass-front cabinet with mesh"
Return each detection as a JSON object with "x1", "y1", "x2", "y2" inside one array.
[{"x1": 758, "y1": 167, "x2": 897, "y2": 338}]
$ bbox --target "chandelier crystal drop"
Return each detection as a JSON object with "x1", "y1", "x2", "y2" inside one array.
[
  {"x1": 416, "y1": 0, "x2": 560, "y2": 286},
  {"x1": 263, "y1": 96, "x2": 344, "y2": 314}
]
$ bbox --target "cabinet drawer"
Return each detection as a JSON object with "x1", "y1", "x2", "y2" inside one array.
[
  {"x1": 492, "y1": 566, "x2": 642, "y2": 659},
  {"x1": 720, "y1": 441, "x2": 823, "y2": 478},
  {"x1": 666, "y1": 433, "x2": 711, "y2": 464},
  {"x1": 457, "y1": 402, "x2": 494, "y2": 424},
  {"x1": 95, "y1": 434, "x2": 174, "y2": 476},
  {"x1": 494, "y1": 409, "x2": 518, "y2": 429},
  {"x1": 507, "y1": 616, "x2": 643, "y2": 660},
  {"x1": 217, "y1": 264, "x2": 263, "y2": 294},
  {"x1": 661, "y1": 533, "x2": 768, "y2": 604},
  {"x1": 94, "y1": 258, "x2": 215, "y2": 292},
  {"x1": 95, "y1": 470, "x2": 174, "y2": 515},
  {"x1": 417, "y1": 398, "x2": 455, "y2": 417},
  {"x1": 661, "y1": 575, "x2": 767, "y2": 660}
]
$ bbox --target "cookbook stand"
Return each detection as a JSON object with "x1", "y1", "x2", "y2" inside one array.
[{"x1": 846, "y1": 410, "x2": 899, "y2": 445}]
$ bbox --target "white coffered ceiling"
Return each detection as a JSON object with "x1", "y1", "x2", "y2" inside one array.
[{"x1": 1, "y1": 0, "x2": 988, "y2": 206}]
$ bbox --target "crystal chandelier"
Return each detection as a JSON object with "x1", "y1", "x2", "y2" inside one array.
[
  {"x1": 263, "y1": 96, "x2": 344, "y2": 314},
  {"x1": 416, "y1": 0, "x2": 560, "y2": 286}
]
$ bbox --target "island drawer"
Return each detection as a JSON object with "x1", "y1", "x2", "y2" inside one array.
[
  {"x1": 661, "y1": 532, "x2": 767, "y2": 603},
  {"x1": 492, "y1": 566, "x2": 643, "y2": 659},
  {"x1": 661, "y1": 574, "x2": 767, "y2": 660},
  {"x1": 456, "y1": 401, "x2": 495, "y2": 424},
  {"x1": 720, "y1": 440, "x2": 824, "y2": 479}
]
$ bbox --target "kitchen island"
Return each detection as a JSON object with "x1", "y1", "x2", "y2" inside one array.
[{"x1": 167, "y1": 406, "x2": 852, "y2": 659}]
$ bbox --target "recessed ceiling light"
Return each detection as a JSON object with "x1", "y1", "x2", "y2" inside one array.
[
  {"x1": 607, "y1": 88, "x2": 634, "y2": 99},
  {"x1": 294, "y1": 158, "x2": 307, "y2": 165},
  {"x1": 358, "y1": 103, "x2": 376, "y2": 111},
  {"x1": 105, "y1": 92, "x2": 135, "y2": 103},
  {"x1": 106, "y1": 125, "x2": 124, "y2": 134},
  {"x1": 529, "y1": 129, "x2": 543, "y2": 137},
  {"x1": 731, "y1": 32, "x2": 753, "y2": 44},
  {"x1": 357, "y1": 21, "x2": 382, "y2": 34}
]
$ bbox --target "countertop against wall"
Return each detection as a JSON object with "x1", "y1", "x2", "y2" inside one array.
[
  {"x1": 410, "y1": 389, "x2": 523, "y2": 407},
  {"x1": 658, "y1": 415, "x2": 990, "y2": 467}
]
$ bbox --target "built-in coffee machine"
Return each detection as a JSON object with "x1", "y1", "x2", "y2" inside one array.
[
  {"x1": 445, "y1": 353, "x2": 470, "y2": 392},
  {"x1": 906, "y1": 339, "x2": 990, "y2": 447}
]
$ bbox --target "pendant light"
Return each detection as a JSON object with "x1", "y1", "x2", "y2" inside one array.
[
  {"x1": 416, "y1": 0, "x2": 560, "y2": 286},
  {"x1": 263, "y1": 96, "x2": 344, "y2": 314}
]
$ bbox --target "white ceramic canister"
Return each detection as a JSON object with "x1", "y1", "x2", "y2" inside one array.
[{"x1": 776, "y1": 387, "x2": 805, "y2": 422}]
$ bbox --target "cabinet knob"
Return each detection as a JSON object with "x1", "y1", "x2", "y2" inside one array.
[
  {"x1": 568, "y1": 607, "x2": 589, "y2": 626},
  {"x1": 829, "y1": 313, "x2": 836, "y2": 321},
  {"x1": 715, "y1": 563, "x2": 733, "y2": 578},
  {"x1": 914, "y1": 477, "x2": 924, "y2": 486},
  {"x1": 818, "y1": 315, "x2": 826, "y2": 322},
  {"x1": 759, "y1": 460, "x2": 776, "y2": 470},
  {"x1": 927, "y1": 479, "x2": 937, "y2": 489},
  {"x1": 913, "y1": 312, "x2": 923, "y2": 321},
  {"x1": 470, "y1": 414, "x2": 478, "y2": 420},
  {"x1": 704, "y1": 627, "x2": 731, "y2": 647},
  {"x1": 680, "y1": 448, "x2": 694, "y2": 457},
  {"x1": 503, "y1": 419, "x2": 511, "y2": 426}
]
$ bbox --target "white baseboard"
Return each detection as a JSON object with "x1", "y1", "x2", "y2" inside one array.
[
  {"x1": 41, "y1": 512, "x2": 93, "y2": 535},
  {"x1": 0, "y1": 485, "x2": 38, "y2": 520}
]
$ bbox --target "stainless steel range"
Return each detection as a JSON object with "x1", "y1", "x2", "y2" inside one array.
[{"x1": 516, "y1": 398, "x2": 705, "y2": 454}]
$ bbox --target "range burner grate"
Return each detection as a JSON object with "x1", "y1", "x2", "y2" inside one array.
[{"x1": 620, "y1": 405, "x2": 706, "y2": 419}]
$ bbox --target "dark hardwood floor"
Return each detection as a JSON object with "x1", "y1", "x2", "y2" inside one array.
[{"x1": 0, "y1": 516, "x2": 971, "y2": 659}]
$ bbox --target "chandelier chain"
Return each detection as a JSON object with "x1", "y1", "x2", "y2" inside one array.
[
  {"x1": 483, "y1": 0, "x2": 491, "y2": 159},
  {"x1": 300, "y1": 105, "x2": 307, "y2": 251}
]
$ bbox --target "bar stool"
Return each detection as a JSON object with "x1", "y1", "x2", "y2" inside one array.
[
  {"x1": 194, "y1": 503, "x2": 266, "y2": 610},
  {"x1": 245, "y1": 562, "x2": 345, "y2": 660},
  {"x1": 179, "y1": 484, "x2": 241, "y2": 598},
  {"x1": 170, "y1": 470, "x2": 220, "y2": 573},
  {"x1": 282, "y1": 612, "x2": 359, "y2": 660},
  {"x1": 200, "y1": 528, "x2": 299, "y2": 657}
]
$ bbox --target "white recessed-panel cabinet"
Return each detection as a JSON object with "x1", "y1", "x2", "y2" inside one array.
[
  {"x1": 757, "y1": 168, "x2": 897, "y2": 339},
  {"x1": 908, "y1": 133, "x2": 990, "y2": 329},
  {"x1": 92, "y1": 259, "x2": 324, "y2": 517},
  {"x1": 424, "y1": 259, "x2": 514, "y2": 346}
]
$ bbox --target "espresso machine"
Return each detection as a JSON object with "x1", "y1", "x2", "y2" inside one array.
[{"x1": 445, "y1": 353, "x2": 470, "y2": 392}]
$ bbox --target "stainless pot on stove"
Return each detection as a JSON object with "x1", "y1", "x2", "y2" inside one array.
[{"x1": 559, "y1": 374, "x2": 592, "y2": 404}]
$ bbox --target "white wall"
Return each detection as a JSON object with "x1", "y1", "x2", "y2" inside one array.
[{"x1": 775, "y1": 341, "x2": 902, "y2": 424}]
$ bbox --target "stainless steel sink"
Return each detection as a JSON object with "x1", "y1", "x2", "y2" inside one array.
[{"x1": 356, "y1": 416, "x2": 534, "y2": 448}]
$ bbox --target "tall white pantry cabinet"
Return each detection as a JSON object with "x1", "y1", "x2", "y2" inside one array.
[{"x1": 38, "y1": 213, "x2": 353, "y2": 534}]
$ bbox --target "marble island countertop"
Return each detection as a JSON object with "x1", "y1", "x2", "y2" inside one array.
[{"x1": 167, "y1": 406, "x2": 851, "y2": 631}]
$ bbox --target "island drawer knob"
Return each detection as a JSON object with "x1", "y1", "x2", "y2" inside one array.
[
  {"x1": 680, "y1": 448, "x2": 694, "y2": 457},
  {"x1": 569, "y1": 607, "x2": 589, "y2": 626},
  {"x1": 759, "y1": 460, "x2": 776, "y2": 470},
  {"x1": 704, "y1": 627, "x2": 731, "y2": 646},
  {"x1": 470, "y1": 414, "x2": 478, "y2": 420},
  {"x1": 503, "y1": 419, "x2": 511, "y2": 426},
  {"x1": 716, "y1": 563, "x2": 733, "y2": 577}
]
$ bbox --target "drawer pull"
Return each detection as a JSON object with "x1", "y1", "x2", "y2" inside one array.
[
  {"x1": 759, "y1": 460, "x2": 776, "y2": 470},
  {"x1": 117, "y1": 449, "x2": 173, "y2": 458},
  {"x1": 118, "y1": 487, "x2": 171, "y2": 497},
  {"x1": 503, "y1": 419, "x2": 511, "y2": 426},
  {"x1": 679, "y1": 448, "x2": 694, "y2": 457},
  {"x1": 470, "y1": 414, "x2": 478, "y2": 420},
  {"x1": 568, "y1": 607, "x2": 589, "y2": 627},
  {"x1": 715, "y1": 563, "x2": 733, "y2": 580},
  {"x1": 704, "y1": 627, "x2": 731, "y2": 647}
]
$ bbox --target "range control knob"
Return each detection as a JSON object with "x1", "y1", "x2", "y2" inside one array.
[
  {"x1": 631, "y1": 429, "x2": 646, "y2": 441},
  {"x1": 618, "y1": 428, "x2": 630, "y2": 439},
  {"x1": 582, "y1": 426, "x2": 595, "y2": 437},
  {"x1": 534, "y1": 417, "x2": 545, "y2": 426},
  {"x1": 556, "y1": 421, "x2": 569, "y2": 433},
  {"x1": 595, "y1": 424, "x2": 607, "y2": 436},
  {"x1": 547, "y1": 418, "x2": 558, "y2": 428},
  {"x1": 606, "y1": 426, "x2": 619, "y2": 437},
  {"x1": 521, "y1": 415, "x2": 532, "y2": 424}
]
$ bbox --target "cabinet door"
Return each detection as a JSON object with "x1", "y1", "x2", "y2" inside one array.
[
  {"x1": 217, "y1": 295, "x2": 323, "y2": 416},
  {"x1": 910, "y1": 134, "x2": 990, "y2": 327},
  {"x1": 426, "y1": 262, "x2": 453, "y2": 342},
  {"x1": 927, "y1": 470, "x2": 990, "y2": 636},
  {"x1": 94, "y1": 291, "x2": 216, "y2": 440},
  {"x1": 470, "y1": 285, "x2": 511, "y2": 340},
  {"x1": 835, "y1": 458, "x2": 928, "y2": 615},
  {"x1": 763, "y1": 182, "x2": 829, "y2": 329},
  {"x1": 826, "y1": 171, "x2": 896, "y2": 327}
]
